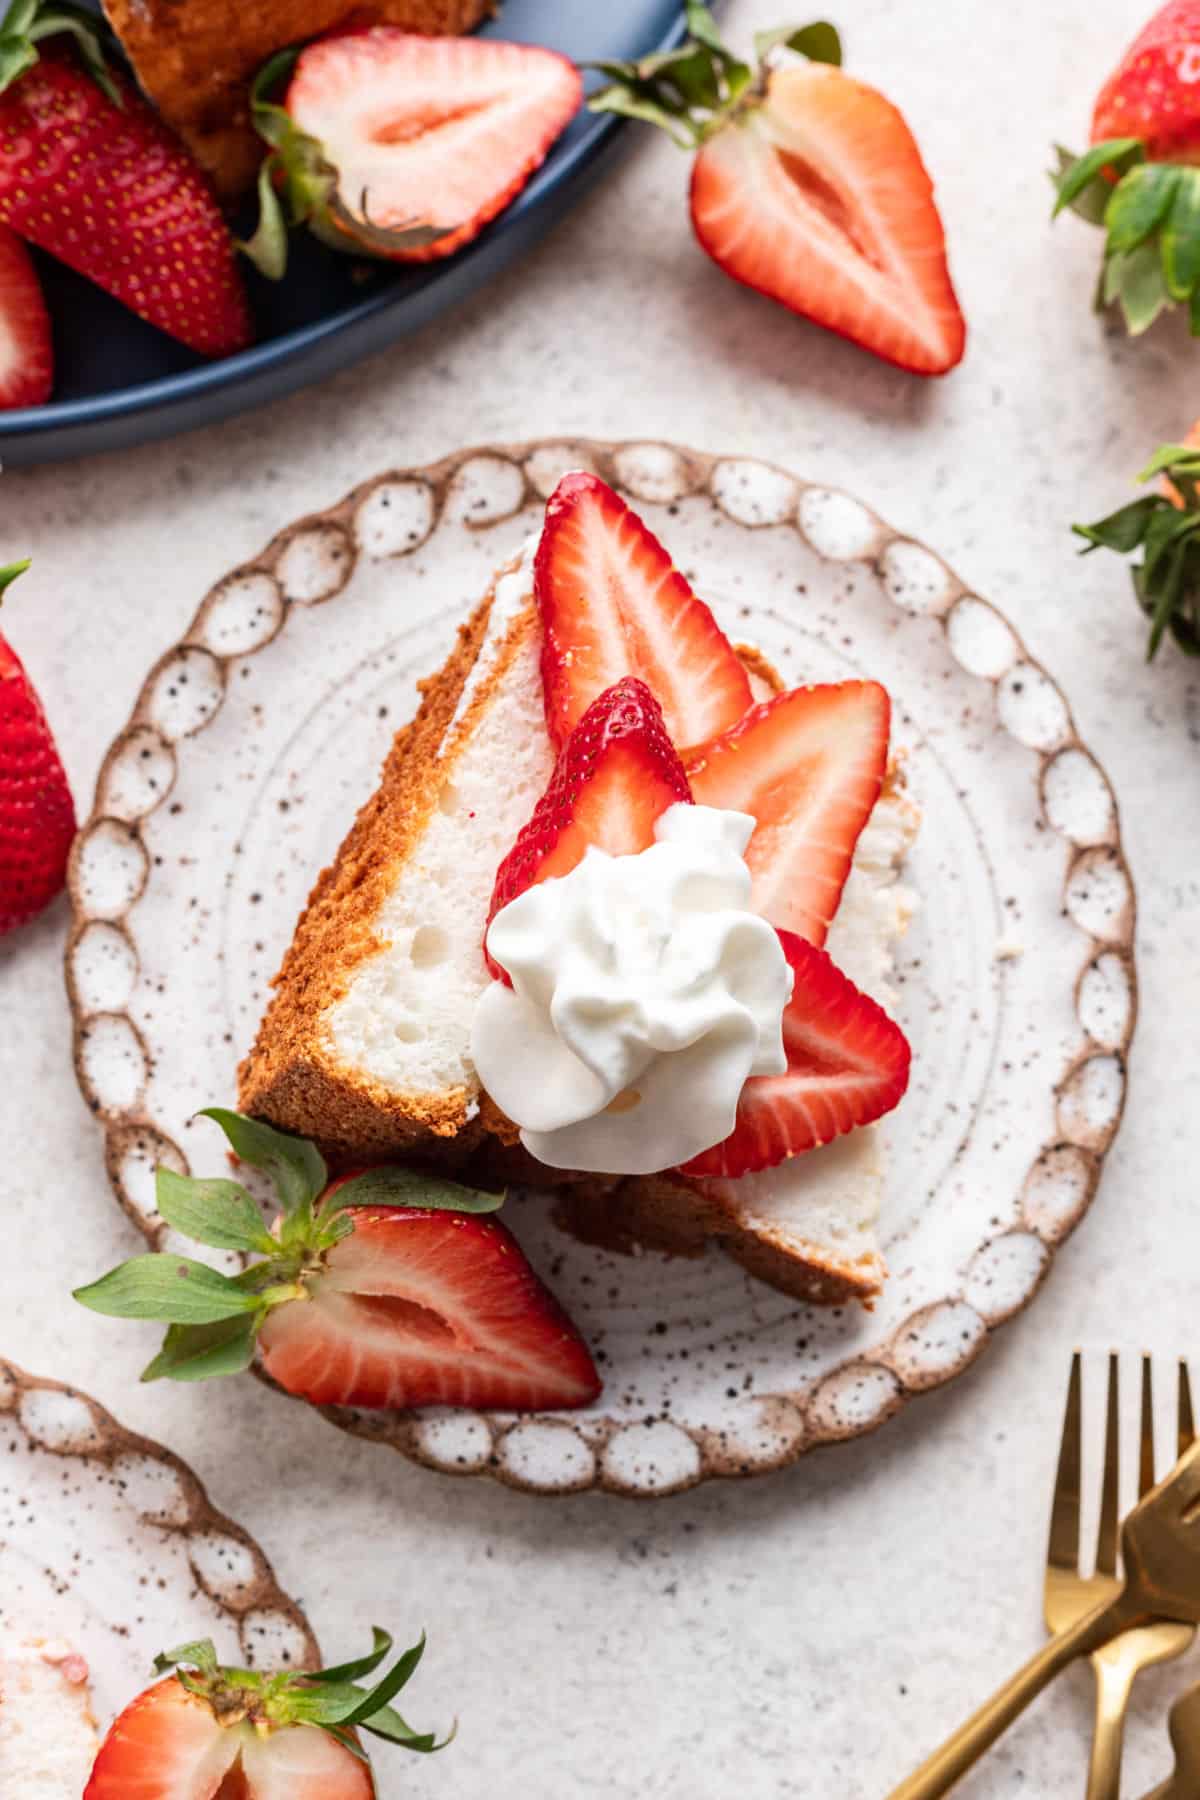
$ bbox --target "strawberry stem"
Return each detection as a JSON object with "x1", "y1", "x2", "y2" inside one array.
[{"x1": 587, "y1": 9, "x2": 842, "y2": 147}]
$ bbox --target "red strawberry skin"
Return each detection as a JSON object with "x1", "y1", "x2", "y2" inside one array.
[
  {"x1": 0, "y1": 226, "x2": 51, "y2": 408},
  {"x1": 1092, "y1": 0, "x2": 1200, "y2": 160},
  {"x1": 259, "y1": 1207, "x2": 601, "y2": 1412},
  {"x1": 85, "y1": 1679, "x2": 241, "y2": 1799},
  {"x1": 0, "y1": 50, "x2": 251, "y2": 357},
  {"x1": 691, "y1": 62, "x2": 964, "y2": 375},
  {"x1": 0, "y1": 630, "x2": 75, "y2": 934},
  {"x1": 679, "y1": 927, "x2": 911, "y2": 1179},
  {"x1": 686, "y1": 681, "x2": 890, "y2": 947},
  {"x1": 85, "y1": 1674, "x2": 373, "y2": 1799},
  {"x1": 535, "y1": 472, "x2": 753, "y2": 751},
  {"x1": 485, "y1": 676, "x2": 691, "y2": 977},
  {"x1": 287, "y1": 29, "x2": 583, "y2": 261}
]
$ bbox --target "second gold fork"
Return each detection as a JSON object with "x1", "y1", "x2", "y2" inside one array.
[{"x1": 1044, "y1": 1353, "x2": 1195, "y2": 1800}]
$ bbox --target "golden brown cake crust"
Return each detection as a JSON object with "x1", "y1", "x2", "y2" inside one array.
[
  {"x1": 102, "y1": 0, "x2": 495, "y2": 203},
  {"x1": 237, "y1": 583, "x2": 495, "y2": 1157}
]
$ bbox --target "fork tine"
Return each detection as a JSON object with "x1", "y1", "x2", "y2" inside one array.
[
  {"x1": 1049, "y1": 1351, "x2": 1083, "y2": 1572},
  {"x1": 1096, "y1": 1351, "x2": 1121, "y2": 1575},
  {"x1": 1140, "y1": 1354, "x2": 1157, "y2": 1498},
  {"x1": 1180, "y1": 1362, "x2": 1195, "y2": 1459}
]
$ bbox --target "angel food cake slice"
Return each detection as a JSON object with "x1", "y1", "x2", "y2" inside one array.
[
  {"x1": 240, "y1": 474, "x2": 918, "y2": 1304},
  {"x1": 0, "y1": 1638, "x2": 99, "y2": 1795}
]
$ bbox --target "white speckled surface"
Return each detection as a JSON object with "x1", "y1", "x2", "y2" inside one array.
[{"x1": 2, "y1": 1, "x2": 1199, "y2": 1791}]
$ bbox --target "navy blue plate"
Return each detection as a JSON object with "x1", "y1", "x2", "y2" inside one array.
[{"x1": 0, "y1": 1, "x2": 685, "y2": 464}]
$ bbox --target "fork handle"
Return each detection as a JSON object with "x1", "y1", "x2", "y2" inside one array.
[
  {"x1": 887, "y1": 1595, "x2": 1132, "y2": 1800},
  {"x1": 1086, "y1": 1654, "x2": 1136, "y2": 1800}
]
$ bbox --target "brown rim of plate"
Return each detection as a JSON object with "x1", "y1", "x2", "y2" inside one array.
[{"x1": 0, "y1": 1357, "x2": 320, "y2": 1663}]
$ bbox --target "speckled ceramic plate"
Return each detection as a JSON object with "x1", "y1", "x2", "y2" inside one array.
[
  {"x1": 0, "y1": 1359, "x2": 317, "y2": 1726},
  {"x1": 66, "y1": 439, "x2": 1137, "y2": 1498}
]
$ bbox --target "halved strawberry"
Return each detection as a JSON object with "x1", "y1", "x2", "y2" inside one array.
[
  {"x1": 485, "y1": 675, "x2": 692, "y2": 975},
  {"x1": 591, "y1": 16, "x2": 964, "y2": 375},
  {"x1": 74, "y1": 1109, "x2": 601, "y2": 1415},
  {"x1": 690, "y1": 63, "x2": 965, "y2": 375},
  {"x1": 0, "y1": 228, "x2": 51, "y2": 409},
  {"x1": 678, "y1": 927, "x2": 911, "y2": 1178},
  {"x1": 245, "y1": 31, "x2": 583, "y2": 275},
  {"x1": 536, "y1": 473, "x2": 753, "y2": 751},
  {"x1": 259, "y1": 1205, "x2": 600, "y2": 1411},
  {"x1": 86, "y1": 1627, "x2": 447, "y2": 1797},
  {"x1": 686, "y1": 681, "x2": 889, "y2": 947}
]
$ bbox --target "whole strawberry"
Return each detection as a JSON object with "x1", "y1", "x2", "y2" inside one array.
[
  {"x1": 1053, "y1": 1, "x2": 1200, "y2": 335},
  {"x1": 0, "y1": 560, "x2": 75, "y2": 935},
  {"x1": 0, "y1": 3, "x2": 251, "y2": 356},
  {"x1": 85, "y1": 1627, "x2": 450, "y2": 1797}
]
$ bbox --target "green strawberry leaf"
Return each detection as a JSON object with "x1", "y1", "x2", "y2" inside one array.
[
  {"x1": 322, "y1": 1168, "x2": 504, "y2": 1218},
  {"x1": 199, "y1": 1108, "x2": 327, "y2": 1232},
  {"x1": 73, "y1": 1253, "x2": 263, "y2": 1325},
  {"x1": 140, "y1": 1313, "x2": 262, "y2": 1384},
  {"x1": 153, "y1": 1640, "x2": 220, "y2": 1677},
  {"x1": 0, "y1": 558, "x2": 30, "y2": 599},
  {"x1": 1101, "y1": 247, "x2": 1128, "y2": 307},
  {"x1": 336, "y1": 1633, "x2": 427, "y2": 1728},
  {"x1": 1138, "y1": 443, "x2": 1200, "y2": 482},
  {"x1": 1161, "y1": 169, "x2": 1200, "y2": 299},
  {"x1": 1073, "y1": 447, "x2": 1200, "y2": 660},
  {"x1": 1052, "y1": 137, "x2": 1144, "y2": 216},
  {"x1": 237, "y1": 159, "x2": 292, "y2": 280},
  {"x1": 1119, "y1": 239, "x2": 1170, "y2": 334},
  {"x1": 755, "y1": 21, "x2": 842, "y2": 66},
  {"x1": 587, "y1": 81, "x2": 700, "y2": 146},
  {"x1": 0, "y1": 33, "x2": 36, "y2": 92},
  {"x1": 1073, "y1": 496, "x2": 1161, "y2": 554},
  {"x1": 1105, "y1": 162, "x2": 1181, "y2": 253},
  {"x1": 305, "y1": 1628, "x2": 394, "y2": 1686},
  {"x1": 155, "y1": 1169, "x2": 277, "y2": 1254},
  {"x1": 1051, "y1": 145, "x2": 1113, "y2": 226},
  {"x1": 358, "y1": 1704, "x2": 447, "y2": 1752}
]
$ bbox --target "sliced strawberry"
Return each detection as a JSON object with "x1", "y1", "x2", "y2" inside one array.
[
  {"x1": 284, "y1": 30, "x2": 583, "y2": 262},
  {"x1": 679, "y1": 927, "x2": 911, "y2": 1179},
  {"x1": 690, "y1": 62, "x2": 965, "y2": 375},
  {"x1": 258, "y1": 1206, "x2": 601, "y2": 1412},
  {"x1": 0, "y1": 563, "x2": 76, "y2": 935},
  {"x1": 686, "y1": 681, "x2": 889, "y2": 947},
  {"x1": 1091, "y1": 1, "x2": 1200, "y2": 159},
  {"x1": 85, "y1": 1676, "x2": 375, "y2": 1799},
  {"x1": 535, "y1": 472, "x2": 753, "y2": 751},
  {"x1": 0, "y1": 48, "x2": 251, "y2": 358},
  {"x1": 0, "y1": 227, "x2": 51, "y2": 409},
  {"x1": 84, "y1": 1677, "x2": 244, "y2": 1799},
  {"x1": 485, "y1": 676, "x2": 691, "y2": 975}
]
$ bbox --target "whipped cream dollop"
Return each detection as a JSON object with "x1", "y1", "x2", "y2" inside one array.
[{"x1": 470, "y1": 805, "x2": 793, "y2": 1174}]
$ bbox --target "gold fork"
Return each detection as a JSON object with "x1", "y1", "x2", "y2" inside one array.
[
  {"x1": 1045, "y1": 1353, "x2": 1196, "y2": 1800},
  {"x1": 889, "y1": 1364, "x2": 1200, "y2": 1800},
  {"x1": 1139, "y1": 1680, "x2": 1200, "y2": 1799}
]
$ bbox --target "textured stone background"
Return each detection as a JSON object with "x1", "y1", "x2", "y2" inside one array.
[{"x1": 2, "y1": 2, "x2": 1198, "y2": 1793}]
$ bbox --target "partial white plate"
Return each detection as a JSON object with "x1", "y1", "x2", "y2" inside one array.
[
  {"x1": 0, "y1": 1360, "x2": 317, "y2": 1730},
  {"x1": 66, "y1": 439, "x2": 1137, "y2": 1498}
]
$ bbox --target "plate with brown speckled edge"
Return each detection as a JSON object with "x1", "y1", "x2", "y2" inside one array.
[
  {"x1": 65, "y1": 438, "x2": 1137, "y2": 1499},
  {"x1": 0, "y1": 1358, "x2": 317, "y2": 1731}
]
